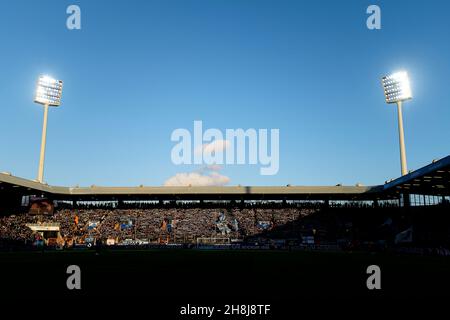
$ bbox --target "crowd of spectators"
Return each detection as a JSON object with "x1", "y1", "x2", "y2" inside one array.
[
  {"x1": 0, "y1": 213, "x2": 35, "y2": 241},
  {"x1": 1, "y1": 201, "x2": 449, "y2": 250},
  {"x1": 0, "y1": 203, "x2": 323, "y2": 244}
]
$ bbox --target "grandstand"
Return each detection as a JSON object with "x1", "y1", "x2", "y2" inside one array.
[{"x1": 1, "y1": 155, "x2": 449, "y2": 251}]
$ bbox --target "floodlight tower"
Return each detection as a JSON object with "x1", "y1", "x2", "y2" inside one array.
[
  {"x1": 381, "y1": 71, "x2": 412, "y2": 176},
  {"x1": 34, "y1": 75, "x2": 63, "y2": 183}
]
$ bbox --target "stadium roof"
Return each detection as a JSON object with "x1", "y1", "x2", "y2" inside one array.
[
  {"x1": 1, "y1": 154, "x2": 449, "y2": 201},
  {"x1": 383, "y1": 155, "x2": 450, "y2": 196},
  {"x1": 0, "y1": 173, "x2": 386, "y2": 201}
]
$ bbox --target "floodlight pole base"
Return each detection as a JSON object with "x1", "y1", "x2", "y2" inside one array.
[
  {"x1": 396, "y1": 101, "x2": 408, "y2": 176},
  {"x1": 37, "y1": 104, "x2": 49, "y2": 184}
]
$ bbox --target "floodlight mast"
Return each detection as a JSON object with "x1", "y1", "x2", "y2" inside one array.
[
  {"x1": 381, "y1": 71, "x2": 412, "y2": 176},
  {"x1": 396, "y1": 100, "x2": 407, "y2": 176},
  {"x1": 37, "y1": 103, "x2": 49, "y2": 183},
  {"x1": 34, "y1": 75, "x2": 63, "y2": 184}
]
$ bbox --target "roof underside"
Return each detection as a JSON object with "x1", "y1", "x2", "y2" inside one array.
[{"x1": 383, "y1": 155, "x2": 450, "y2": 196}]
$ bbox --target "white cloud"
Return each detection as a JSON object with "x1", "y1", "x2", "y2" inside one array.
[{"x1": 164, "y1": 166, "x2": 230, "y2": 187}]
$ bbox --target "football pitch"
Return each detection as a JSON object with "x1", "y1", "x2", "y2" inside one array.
[{"x1": 1, "y1": 249, "x2": 449, "y2": 301}]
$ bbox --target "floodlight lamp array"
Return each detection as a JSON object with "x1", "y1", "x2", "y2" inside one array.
[
  {"x1": 34, "y1": 75, "x2": 63, "y2": 106},
  {"x1": 381, "y1": 71, "x2": 412, "y2": 104}
]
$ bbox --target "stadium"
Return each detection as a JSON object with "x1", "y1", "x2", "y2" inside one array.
[
  {"x1": 1, "y1": 150, "x2": 450, "y2": 250},
  {"x1": 0, "y1": 155, "x2": 448, "y2": 248},
  {"x1": 2, "y1": 0, "x2": 450, "y2": 314},
  {"x1": 1, "y1": 156, "x2": 449, "y2": 302}
]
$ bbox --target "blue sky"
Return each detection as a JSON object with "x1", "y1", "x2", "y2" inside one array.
[{"x1": 0, "y1": 0, "x2": 449, "y2": 187}]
